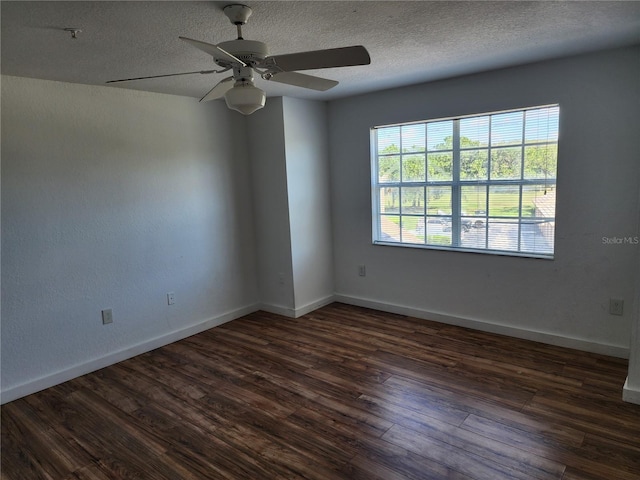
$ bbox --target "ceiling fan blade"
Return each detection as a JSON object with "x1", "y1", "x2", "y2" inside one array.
[
  {"x1": 266, "y1": 71, "x2": 338, "y2": 91},
  {"x1": 179, "y1": 36, "x2": 246, "y2": 67},
  {"x1": 265, "y1": 45, "x2": 370, "y2": 72},
  {"x1": 106, "y1": 70, "x2": 217, "y2": 84},
  {"x1": 200, "y1": 76, "x2": 235, "y2": 102}
]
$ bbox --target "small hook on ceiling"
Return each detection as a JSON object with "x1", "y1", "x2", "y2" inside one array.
[{"x1": 64, "y1": 28, "x2": 82, "y2": 39}]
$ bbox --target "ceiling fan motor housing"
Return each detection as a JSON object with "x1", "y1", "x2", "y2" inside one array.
[
  {"x1": 216, "y1": 39, "x2": 269, "y2": 67},
  {"x1": 223, "y1": 4, "x2": 252, "y2": 25}
]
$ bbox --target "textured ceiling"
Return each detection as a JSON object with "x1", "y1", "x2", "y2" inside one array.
[{"x1": 2, "y1": 1, "x2": 640, "y2": 102}]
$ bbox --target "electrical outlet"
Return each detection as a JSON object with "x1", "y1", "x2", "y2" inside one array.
[
  {"x1": 101, "y1": 309, "x2": 113, "y2": 325},
  {"x1": 358, "y1": 265, "x2": 366, "y2": 277},
  {"x1": 167, "y1": 292, "x2": 175, "y2": 305},
  {"x1": 609, "y1": 298, "x2": 624, "y2": 316}
]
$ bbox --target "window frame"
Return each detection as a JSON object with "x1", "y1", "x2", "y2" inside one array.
[{"x1": 371, "y1": 105, "x2": 559, "y2": 259}]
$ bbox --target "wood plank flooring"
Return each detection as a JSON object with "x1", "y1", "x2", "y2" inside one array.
[{"x1": 2, "y1": 303, "x2": 640, "y2": 479}]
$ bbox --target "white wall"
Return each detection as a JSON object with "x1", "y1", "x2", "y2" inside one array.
[
  {"x1": 624, "y1": 211, "x2": 640, "y2": 404},
  {"x1": 247, "y1": 98, "x2": 296, "y2": 314},
  {"x1": 3, "y1": 46, "x2": 638, "y2": 404},
  {"x1": 247, "y1": 97, "x2": 334, "y2": 317},
  {"x1": 1, "y1": 76, "x2": 259, "y2": 402},
  {"x1": 328, "y1": 46, "x2": 640, "y2": 357},
  {"x1": 282, "y1": 98, "x2": 334, "y2": 315}
]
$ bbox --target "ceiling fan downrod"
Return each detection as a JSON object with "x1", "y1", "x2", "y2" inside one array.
[{"x1": 224, "y1": 4, "x2": 252, "y2": 39}]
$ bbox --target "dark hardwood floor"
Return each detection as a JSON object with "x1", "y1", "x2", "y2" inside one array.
[{"x1": 2, "y1": 303, "x2": 640, "y2": 479}]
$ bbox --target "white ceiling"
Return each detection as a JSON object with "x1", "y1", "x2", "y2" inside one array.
[{"x1": 2, "y1": 1, "x2": 640, "y2": 102}]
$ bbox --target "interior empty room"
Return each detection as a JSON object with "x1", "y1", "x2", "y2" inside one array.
[{"x1": 2, "y1": 1, "x2": 640, "y2": 479}]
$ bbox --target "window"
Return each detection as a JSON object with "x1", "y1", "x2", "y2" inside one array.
[{"x1": 372, "y1": 105, "x2": 559, "y2": 258}]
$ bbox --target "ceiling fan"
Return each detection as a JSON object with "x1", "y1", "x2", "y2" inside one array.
[{"x1": 107, "y1": 3, "x2": 371, "y2": 115}]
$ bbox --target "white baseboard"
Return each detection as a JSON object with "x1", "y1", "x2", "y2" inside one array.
[
  {"x1": 4, "y1": 295, "x2": 630, "y2": 404},
  {"x1": 0, "y1": 303, "x2": 260, "y2": 405},
  {"x1": 259, "y1": 303, "x2": 297, "y2": 318},
  {"x1": 292, "y1": 295, "x2": 335, "y2": 318},
  {"x1": 259, "y1": 295, "x2": 335, "y2": 318},
  {"x1": 623, "y1": 377, "x2": 640, "y2": 405},
  {"x1": 334, "y1": 294, "x2": 630, "y2": 359}
]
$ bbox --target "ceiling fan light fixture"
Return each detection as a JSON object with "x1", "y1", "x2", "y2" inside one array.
[{"x1": 224, "y1": 81, "x2": 265, "y2": 115}]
